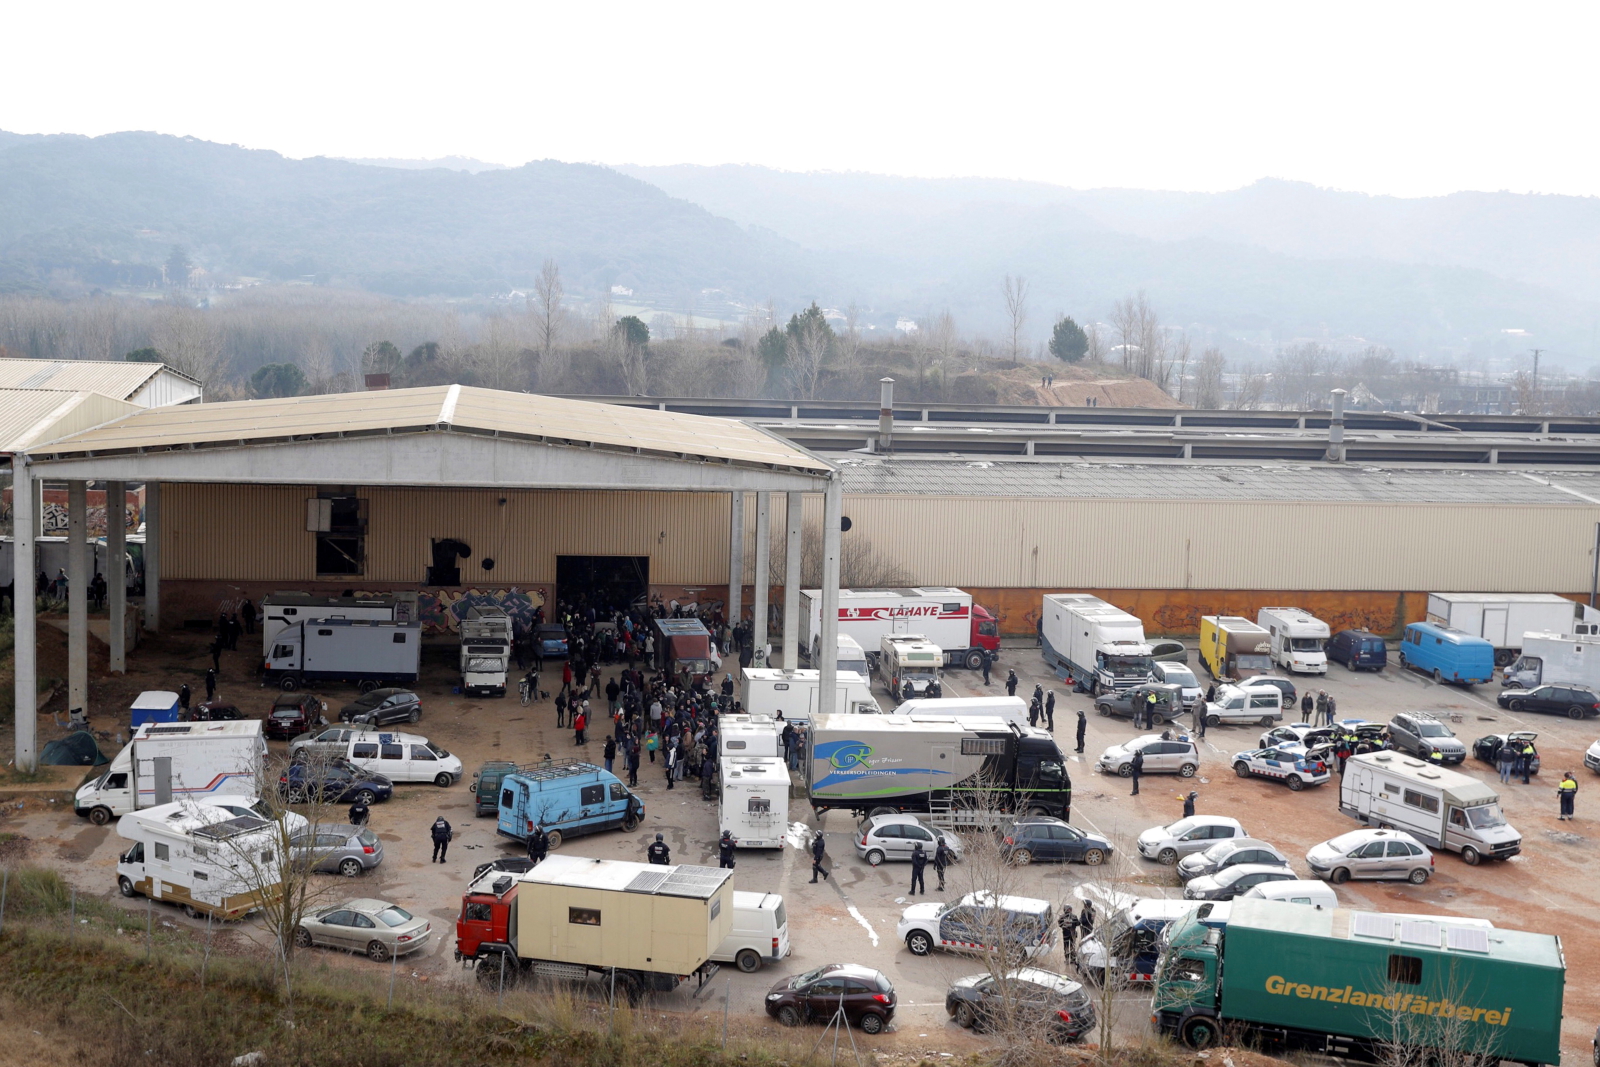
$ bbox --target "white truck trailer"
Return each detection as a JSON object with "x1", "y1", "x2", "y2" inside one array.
[
  {"x1": 1425, "y1": 593, "x2": 1583, "y2": 666},
  {"x1": 74, "y1": 720, "x2": 267, "y2": 825},
  {"x1": 1256, "y1": 607, "x2": 1330, "y2": 674},
  {"x1": 260, "y1": 591, "x2": 419, "y2": 655},
  {"x1": 460, "y1": 604, "x2": 513, "y2": 697},
  {"x1": 1040, "y1": 593, "x2": 1154, "y2": 696},
  {"x1": 1503, "y1": 630, "x2": 1600, "y2": 689},
  {"x1": 740, "y1": 668, "x2": 881, "y2": 725},
  {"x1": 719, "y1": 755, "x2": 789, "y2": 848},
  {"x1": 115, "y1": 800, "x2": 284, "y2": 920},
  {"x1": 264, "y1": 618, "x2": 421, "y2": 691},
  {"x1": 800, "y1": 587, "x2": 1001, "y2": 671}
]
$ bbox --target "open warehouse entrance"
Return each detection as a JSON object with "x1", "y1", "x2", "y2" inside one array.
[{"x1": 556, "y1": 555, "x2": 649, "y2": 611}]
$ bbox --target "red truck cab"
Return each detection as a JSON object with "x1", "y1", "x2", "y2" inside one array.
[
  {"x1": 456, "y1": 876, "x2": 518, "y2": 962},
  {"x1": 973, "y1": 604, "x2": 1001, "y2": 654}
]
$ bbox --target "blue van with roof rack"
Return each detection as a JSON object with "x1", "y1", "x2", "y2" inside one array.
[
  {"x1": 495, "y1": 759, "x2": 644, "y2": 850},
  {"x1": 1397, "y1": 622, "x2": 1494, "y2": 685}
]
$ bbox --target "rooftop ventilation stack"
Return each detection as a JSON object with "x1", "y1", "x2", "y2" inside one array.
[
  {"x1": 879, "y1": 377, "x2": 895, "y2": 454},
  {"x1": 1326, "y1": 388, "x2": 1347, "y2": 463}
]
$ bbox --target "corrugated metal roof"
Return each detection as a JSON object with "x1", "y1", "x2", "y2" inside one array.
[
  {"x1": 30, "y1": 384, "x2": 831, "y2": 473},
  {"x1": 836, "y1": 458, "x2": 1599, "y2": 505},
  {"x1": 0, "y1": 389, "x2": 140, "y2": 453},
  {"x1": 0, "y1": 358, "x2": 195, "y2": 399}
]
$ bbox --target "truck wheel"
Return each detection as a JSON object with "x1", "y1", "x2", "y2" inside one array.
[
  {"x1": 339, "y1": 858, "x2": 363, "y2": 877},
  {"x1": 89, "y1": 806, "x2": 112, "y2": 827},
  {"x1": 1179, "y1": 764, "x2": 1197, "y2": 778},
  {"x1": 1407, "y1": 868, "x2": 1430, "y2": 885},
  {"x1": 1569, "y1": 705, "x2": 1588, "y2": 720},
  {"x1": 366, "y1": 940, "x2": 390, "y2": 962},
  {"x1": 1181, "y1": 1015, "x2": 1219, "y2": 1050},
  {"x1": 1433, "y1": 669, "x2": 1444, "y2": 683},
  {"x1": 777, "y1": 1005, "x2": 802, "y2": 1027},
  {"x1": 434, "y1": 773, "x2": 452, "y2": 787},
  {"x1": 868, "y1": 806, "x2": 897, "y2": 819},
  {"x1": 965, "y1": 649, "x2": 985, "y2": 671},
  {"x1": 736, "y1": 949, "x2": 762, "y2": 973},
  {"x1": 1207, "y1": 714, "x2": 1221, "y2": 727},
  {"x1": 545, "y1": 830, "x2": 563, "y2": 850},
  {"x1": 409, "y1": 708, "x2": 422, "y2": 723},
  {"x1": 858, "y1": 1012, "x2": 886, "y2": 1035},
  {"x1": 1461, "y1": 846, "x2": 1482, "y2": 866},
  {"x1": 1083, "y1": 848, "x2": 1105, "y2": 866},
  {"x1": 1509, "y1": 699, "x2": 1526, "y2": 711},
  {"x1": 118, "y1": 876, "x2": 136, "y2": 898},
  {"x1": 622, "y1": 811, "x2": 639, "y2": 832},
  {"x1": 1088, "y1": 679, "x2": 1100, "y2": 698},
  {"x1": 907, "y1": 931, "x2": 933, "y2": 956},
  {"x1": 278, "y1": 675, "x2": 301, "y2": 692},
  {"x1": 1157, "y1": 848, "x2": 1177, "y2": 865},
  {"x1": 1330, "y1": 867, "x2": 1350, "y2": 884},
  {"x1": 1116, "y1": 764, "x2": 1132, "y2": 778},
  {"x1": 1233, "y1": 761, "x2": 1250, "y2": 778},
  {"x1": 358, "y1": 679, "x2": 380, "y2": 694},
  {"x1": 1286, "y1": 775, "x2": 1305, "y2": 791},
  {"x1": 866, "y1": 849, "x2": 887, "y2": 867}
]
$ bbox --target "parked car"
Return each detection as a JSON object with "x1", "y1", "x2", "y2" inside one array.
[
  {"x1": 339, "y1": 688, "x2": 422, "y2": 726},
  {"x1": 1305, "y1": 828, "x2": 1434, "y2": 885},
  {"x1": 470, "y1": 759, "x2": 520, "y2": 817},
  {"x1": 264, "y1": 692, "x2": 327, "y2": 740},
  {"x1": 1472, "y1": 732, "x2": 1541, "y2": 775},
  {"x1": 1497, "y1": 684, "x2": 1600, "y2": 720},
  {"x1": 1151, "y1": 661, "x2": 1201, "y2": 709},
  {"x1": 289, "y1": 823, "x2": 384, "y2": 877},
  {"x1": 289, "y1": 724, "x2": 362, "y2": 759},
  {"x1": 946, "y1": 967, "x2": 1095, "y2": 1042},
  {"x1": 1093, "y1": 683, "x2": 1186, "y2": 724},
  {"x1": 765, "y1": 964, "x2": 895, "y2": 1034},
  {"x1": 1238, "y1": 879, "x2": 1339, "y2": 908},
  {"x1": 1176, "y1": 839, "x2": 1291, "y2": 882},
  {"x1": 1182, "y1": 863, "x2": 1297, "y2": 901},
  {"x1": 1097, "y1": 734, "x2": 1200, "y2": 778},
  {"x1": 898, "y1": 892, "x2": 1054, "y2": 959},
  {"x1": 1230, "y1": 746, "x2": 1331, "y2": 790},
  {"x1": 536, "y1": 624, "x2": 570, "y2": 658},
  {"x1": 1386, "y1": 712, "x2": 1467, "y2": 765},
  {"x1": 293, "y1": 729, "x2": 462, "y2": 786},
  {"x1": 186, "y1": 702, "x2": 244, "y2": 722},
  {"x1": 1000, "y1": 817, "x2": 1114, "y2": 865},
  {"x1": 1201, "y1": 684, "x2": 1284, "y2": 727},
  {"x1": 1245, "y1": 676, "x2": 1298, "y2": 707},
  {"x1": 857, "y1": 814, "x2": 964, "y2": 866},
  {"x1": 280, "y1": 758, "x2": 393, "y2": 805},
  {"x1": 1149, "y1": 640, "x2": 1188, "y2": 663},
  {"x1": 1136, "y1": 815, "x2": 1246, "y2": 865},
  {"x1": 1327, "y1": 629, "x2": 1387, "y2": 671},
  {"x1": 1587, "y1": 738, "x2": 1600, "y2": 774},
  {"x1": 1257, "y1": 723, "x2": 1321, "y2": 749},
  {"x1": 293, "y1": 898, "x2": 431, "y2": 961}
]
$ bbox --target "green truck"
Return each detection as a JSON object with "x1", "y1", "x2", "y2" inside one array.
[{"x1": 1152, "y1": 899, "x2": 1564, "y2": 1066}]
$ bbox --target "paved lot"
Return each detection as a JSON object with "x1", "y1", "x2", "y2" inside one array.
[{"x1": 6, "y1": 633, "x2": 1598, "y2": 1058}]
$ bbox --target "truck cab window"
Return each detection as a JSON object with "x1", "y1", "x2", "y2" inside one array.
[
  {"x1": 609, "y1": 784, "x2": 628, "y2": 802},
  {"x1": 1169, "y1": 958, "x2": 1205, "y2": 982},
  {"x1": 464, "y1": 902, "x2": 492, "y2": 923},
  {"x1": 105, "y1": 772, "x2": 128, "y2": 789}
]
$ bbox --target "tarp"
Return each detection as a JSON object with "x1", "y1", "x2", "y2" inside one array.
[{"x1": 40, "y1": 730, "x2": 108, "y2": 767}]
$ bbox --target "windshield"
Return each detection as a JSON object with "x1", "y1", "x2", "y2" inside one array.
[
  {"x1": 795, "y1": 965, "x2": 829, "y2": 985},
  {"x1": 902, "y1": 669, "x2": 937, "y2": 682},
  {"x1": 1417, "y1": 722, "x2": 1451, "y2": 738},
  {"x1": 376, "y1": 906, "x2": 414, "y2": 927},
  {"x1": 1104, "y1": 654, "x2": 1153, "y2": 675},
  {"x1": 1165, "y1": 818, "x2": 1197, "y2": 836},
  {"x1": 1236, "y1": 654, "x2": 1273, "y2": 671},
  {"x1": 1162, "y1": 666, "x2": 1197, "y2": 687},
  {"x1": 1290, "y1": 638, "x2": 1323, "y2": 651},
  {"x1": 427, "y1": 743, "x2": 450, "y2": 758},
  {"x1": 1465, "y1": 804, "x2": 1507, "y2": 829},
  {"x1": 271, "y1": 709, "x2": 300, "y2": 719},
  {"x1": 465, "y1": 657, "x2": 502, "y2": 672}
]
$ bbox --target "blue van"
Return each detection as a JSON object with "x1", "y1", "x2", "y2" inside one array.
[
  {"x1": 1397, "y1": 622, "x2": 1494, "y2": 685},
  {"x1": 495, "y1": 759, "x2": 644, "y2": 849}
]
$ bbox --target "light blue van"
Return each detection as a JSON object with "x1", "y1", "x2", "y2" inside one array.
[
  {"x1": 1397, "y1": 622, "x2": 1495, "y2": 685},
  {"x1": 495, "y1": 759, "x2": 644, "y2": 849}
]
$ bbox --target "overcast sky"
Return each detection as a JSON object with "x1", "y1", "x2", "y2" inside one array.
[{"x1": 6, "y1": 1, "x2": 1596, "y2": 198}]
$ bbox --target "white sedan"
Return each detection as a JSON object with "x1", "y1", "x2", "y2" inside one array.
[{"x1": 1229, "y1": 747, "x2": 1331, "y2": 791}]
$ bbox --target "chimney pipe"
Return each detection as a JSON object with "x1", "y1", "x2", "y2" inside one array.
[
  {"x1": 1326, "y1": 388, "x2": 1347, "y2": 463},
  {"x1": 879, "y1": 377, "x2": 895, "y2": 453}
]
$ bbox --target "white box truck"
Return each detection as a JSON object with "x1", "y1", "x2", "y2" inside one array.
[
  {"x1": 115, "y1": 800, "x2": 284, "y2": 920},
  {"x1": 1425, "y1": 593, "x2": 1581, "y2": 666},
  {"x1": 719, "y1": 755, "x2": 789, "y2": 848},
  {"x1": 1504, "y1": 630, "x2": 1600, "y2": 689},
  {"x1": 879, "y1": 634, "x2": 943, "y2": 700},
  {"x1": 1338, "y1": 751, "x2": 1521, "y2": 864},
  {"x1": 74, "y1": 720, "x2": 267, "y2": 825},
  {"x1": 264, "y1": 618, "x2": 421, "y2": 691},
  {"x1": 1040, "y1": 593, "x2": 1154, "y2": 696},
  {"x1": 740, "y1": 668, "x2": 881, "y2": 725},
  {"x1": 800, "y1": 587, "x2": 1001, "y2": 671},
  {"x1": 1256, "y1": 607, "x2": 1330, "y2": 674},
  {"x1": 460, "y1": 604, "x2": 513, "y2": 697},
  {"x1": 260, "y1": 591, "x2": 418, "y2": 655}
]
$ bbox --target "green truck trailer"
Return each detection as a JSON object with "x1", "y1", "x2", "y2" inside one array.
[{"x1": 1152, "y1": 899, "x2": 1564, "y2": 1066}]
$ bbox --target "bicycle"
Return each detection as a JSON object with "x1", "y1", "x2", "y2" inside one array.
[{"x1": 519, "y1": 678, "x2": 532, "y2": 706}]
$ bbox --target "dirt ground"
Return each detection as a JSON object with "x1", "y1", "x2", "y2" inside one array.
[{"x1": 1, "y1": 620, "x2": 1594, "y2": 1060}]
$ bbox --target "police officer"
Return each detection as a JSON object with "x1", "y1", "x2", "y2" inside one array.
[
  {"x1": 1129, "y1": 747, "x2": 1144, "y2": 796},
  {"x1": 1005, "y1": 669, "x2": 1019, "y2": 697},
  {"x1": 1558, "y1": 772, "x2": 1578, "y2": 820},
  {"x1": 909, "y1": 842, "x2": 928, "y2": 896},
  {"x1": 1044, "y1": 690, "x2": 1056, "y2": 731},
  {"x1": 981, "y1": 649, "x2": 993, "y2": 686},
  {"x1": 933, "y1": 836, "x2": 954, "y2": 892},
  {"x1": 1079, "y1": 899, "x2": 1095, "y2": 936},
  {"x1": 347, "y1": 798, "x2": 370, "y2": 828},
  {"x1": 527, "y1": 824, "x2": 549, "y2": 864},
  {"x1": 647, "y1": 832, "x2": 671, "y2": 865},
  {"x1": 430, "y1": 816, "x2": 453, "y2": 863},
  {"x1": 809, "y1": 830, "x2": 830, "y2": 883},
  {"x1": 902, "y1": 679, "x2": 915, "y2": 703},
  {"x1": 1058, "y1": 906, "x2": 1081, "y2": 967},
  {"x1": 1520, "y1": 741, "x2": 1536, "y2": 785},
  {"x1": 1075, "y1": 707, "x2": 1088, "y2": 754},
  {"x1": 1029, "y1": 695, "x2": 1041, "y2": 728},
  {"x1": 718, "y1": 830, "x2": 737, "y2": 868},
  {"x1": 1181, "y1": 790, "x2": 1197, "y2": 818}
]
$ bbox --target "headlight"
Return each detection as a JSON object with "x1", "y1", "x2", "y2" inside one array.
[{"x1": 767, "y1": 994, "x2": 783, "y2": 1002}]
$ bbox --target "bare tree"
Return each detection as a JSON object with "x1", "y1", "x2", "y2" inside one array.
[
  {"x1": 1194, "y1": 347, "x2": 1226, "y2": 409},
  {"x1": 770, "y1": 520, "x2": 912, "y2": 588},
  {"x1": 788, "y1": 310, "x2": 833, "y2": 401},
  {"x1": 1084, "y1": 322, "x2": 1107, "y2": 364},
  {"x1": 531, "y1": 259, "x2": 565, "y2": 387},
  {"x1": 151, "y1": 304, "x2": 227, "y2": 387},
  {"x1": 1002, "y1": 275, "x2": 1029, "y2": 367}
]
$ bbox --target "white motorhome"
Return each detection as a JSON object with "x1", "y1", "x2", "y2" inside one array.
[
  {"x1": 718, "y1": 756, "x2": 789, "y2": 848},
  {"x1": 878, "y1": 634, "x2": 943, "y2": 700},
  {"x1": 260, "y1": 591, "x2": 418, "y2": 655},
  {"x1": 1339, "y1": 751, "x2": 1521, "y2": 865},
  {"x1": 740, "y1": 668, "x2": 880, "y2": 725},
  {"x1": 711, "y1": 891, "x2": 790, "y2": 973},
  {"x1": 459, "y1": 604, "x2": 513, "y2": 697},
  {"x1": 894, "y1": 695, "x2": 1031, "y2": 730},
  {"x1": 1256, "y1": 607, "x2": 1330, "y2": 674},
  {"x1": 799, "y1": 587, "x2": 1000, "y2": 671},
  {"x1": 719, "y1": 717, "x2": 783, "y2": 757},
  {"x1": 1425, "y1": 592, "x2": 1586, "y2": 666},
  {"x1": 75, "y1": 720, "x2": 266, "y2": 825},
  {"x1": 1040, "y1": 593, "x2": 1154, "y2": 696},
  {"x1": 264, "y1": 618, "x2": 421, "y2": 691},
  {"x1": 115, "y1": 801, "x2": 283, "y2": 920},
  {"x1": 1503, "y1": 630, "x2": 1600, "y2": 690}
]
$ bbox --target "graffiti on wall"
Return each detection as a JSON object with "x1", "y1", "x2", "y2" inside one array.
[
  {"x1": 356, "y1": 586, "x2": 549, "y2": 636},
  {"x1": 37, "y1": 502, "x2": 142, "y2": 537}
]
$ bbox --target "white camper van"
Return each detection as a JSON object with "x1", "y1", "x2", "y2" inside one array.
[
  {"x1": 740, "y1": 668, "x2": 880, "y2": 725},
  {"x1": 878, "y1": 634, "x2": 943, "y2": 700},
  {"x1": 1256, "y1": 607, "x2": 1330, "y2": 674},
  {"x1": 1339, "y1": 752, "x2": 1521, "y2": 865},
  {"x1": 115, "y1": 800, "x2": 283, "y2": 920},
  {"x1": 718, "y1": 756, "x2": 789, "y2": 848}
]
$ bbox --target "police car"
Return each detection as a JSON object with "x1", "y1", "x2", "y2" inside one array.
[{"x1": 1229, "y1": 746, "x2": 1330, "y2": 791}]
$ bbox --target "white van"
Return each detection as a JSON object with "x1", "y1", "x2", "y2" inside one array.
[
  {"x1": 1239, "y1": 879, "x2": 1338, "y2": 908},
  {"x1": 1202, "y1": 683, "x2": 1285, "y2": 727},
  {"x1": 835, "y1": 634, "x2": 870, "y2": 679},
  {"x1": 711, "y1": 891, "x2": 790, "y2": 972},
  {"x1": 294, "y1": 729, "x2": 463, "y2": 786}
]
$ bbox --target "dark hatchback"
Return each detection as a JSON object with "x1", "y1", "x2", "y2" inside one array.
[
  {"x1": 766, "y1": 964, "x2": 896, "y2": 1034},
  {"x1": 946, "y1": 967, "x2": 1095, "y2": 1042},
  {"x1": 186, "y1": 702, "x2": 244, "y2": 721},
  {"x1": 280, "y1": 759, "x2": 393, "y2": 805},
  {"x1": 1000, "y1": 817, "x2": 1114, "y2": 866},
  {"x1": 1497, "y1": 684, "x2": 1600, "y2": 720},
  {"x1": 266, "y1": 693, "x2": 327, "y2": 740},
  {"x1": 1246, "y1": 675, "x2": 1298, "y2": 707},
  {"x1": 1327, "y1": 629, "x2": 1387, "y2": 671},
  {"x1": 339, "y1": 688, "x2": 422, "y2": 726}
]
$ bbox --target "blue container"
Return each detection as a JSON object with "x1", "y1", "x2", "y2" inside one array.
[{"x1": 129, "y1": 689, "x2": 181, "y2": 727}]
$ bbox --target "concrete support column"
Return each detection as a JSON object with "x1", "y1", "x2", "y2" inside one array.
[
  {"x1": 68, "y1": 480, "x2": 88, "y2": 717},
  {"x1": 13, "y1": 460, "x2": 37, "y2": 772},
  {"x1": 817, "y1": 477, "x2": 842, "y2": 718},
  {"x1": 143, "y1": 481, "x2": 160, "y2": 632},
  {"x1": 107, "y1": 481, "x2": 126, "y2": 673},
  {"x1": 752, "y1": 492, "x2": 770, "y2": 666},
  {"x1": 727, "y1": 490, "x2": 744, "y2": 639},
  {"x1": 781, "y1": 491, "x2": 803, "y2": 669}
]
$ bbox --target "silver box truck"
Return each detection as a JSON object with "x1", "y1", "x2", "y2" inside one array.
[
  {"x1": 264, "y1": 618, "x2": 421, "y2": 691},
  {"x1": 75, "y1": 720, "x2": 266, "y2": 824},
  {"x1": 460, "y1": 604, "x2": 512, "y2": 697}
]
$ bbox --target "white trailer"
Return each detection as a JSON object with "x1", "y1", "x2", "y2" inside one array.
[
  {"x1": 1503, "y1": 631, "x2": 1600, "y2": 689},
  {"x1": 1040, "y1": 593, "x2": 1154, "y2": 696},
  {"x1": 1425, "y1": 593, "x2": 1581, "y2": 666},
  {"x1": 799, "y1": 587, "x2": 1001, "y2": 671},
  {"x1": 264, "y1": 618, "x2": 421, "y2": 691},
  {"x1": 1256, "y1": 607, "x2": 1330, "y2": 674},
  {"x1": 894, "y1": 695, "x2": 1031, "y2": 729},
  {"x1": 115, "y1": 800, "x2": 284, "y2": 920},
  {"x1": 260, "y1": 591, "x2": 418, "y2": 655},
  {"x1": 740, "y1": 668, "x2": 880, "y2": 726},
  {"x1": 74, "y1": 720, "x2": 267, "y2": 824},
  {"x1": 718, "y1": 755, "x2": 789, "y2": 848},
  {"x1": 1339, "y1": 752, "x2": 1521, "y2": 864},
  {"x1": 460, "y1": 604, "x2": 513, "y2": 697}
]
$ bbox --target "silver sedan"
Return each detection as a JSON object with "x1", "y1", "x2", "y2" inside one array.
[{"x1": 294, "y1": 898, "x2": 431, "y2": 961}]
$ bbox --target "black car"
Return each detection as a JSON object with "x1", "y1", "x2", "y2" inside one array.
[
  {"x1": 946, "y1": 967, "x2": 1095, "y2": 1042},
  {"x1": 1472, "y1": 732, "x2": 1541, "y2": 775},
  {"x1": 1092, "y1": 683, "x2": 1186, "y2": 724},
  {"x1": 1246, "y1": 676, "x2": 1298, "y2": 706},
  {"x1": 265, "y1": 692, "x2": 327, "y2": 740},
  {"x1": 339, "y1": 688, "x2": 422, "y2": 726},
  {"x1": 1497, "y1": 684, "x2": 1600, "y2": 720},
  {"x1": 1001, "y1": 817, "x2": 1114, "y2": 866},
  {"x1": 1327, "y1": 629, "x2": 1387, "y2": 671},
  {"x1": 186, "y1": 701, "x2": 244, "y2": 721},
  {"x1": 280, "y1": 759, "x2": 393, "y2": 805},
  {"x1": 765, "y1": 964, "x2": 895, "y2": 1034}
]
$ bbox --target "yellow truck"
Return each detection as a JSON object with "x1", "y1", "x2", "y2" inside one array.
[{"x1": 1199, "y1": 616, "x2": 1274, "y2": 681}]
